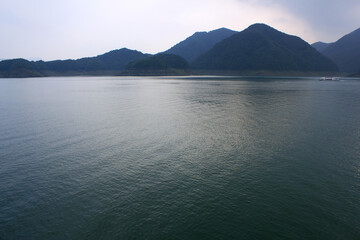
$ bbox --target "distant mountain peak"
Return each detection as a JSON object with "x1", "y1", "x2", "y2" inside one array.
[
  {"x1": 209, "y1": 27, "x2": 233, "y2": 32},
  {"x1": 192, "y1": 24, "x2": 338, "y2": 72},
  {"x1": 244, "y1": 23, "x2": 291, "y2": 37},
  {"x1": 322, "y1": 26, "x2": 360, "y2": 73},
  {"x1": 164, "y1": 27, "x2": 237, "y2": 62},
  {"x1": 313, "y1": 41, "x2": 329, "y2": 44},
  {"x1": 103, "y1": 48, "x2": 142, "y2": 54},
  {"x1": 194, "y1": 27, "x2": 233, "y2": 34},
  {"x1": 247, "y1": 23, "x2": 270, "y2": 28},
  {"x1": 311, "y1": 42, "x2": 333, "y2": 53},
  {"x1": 246, "y1": 23, "x2": 275, "y2": 31}
]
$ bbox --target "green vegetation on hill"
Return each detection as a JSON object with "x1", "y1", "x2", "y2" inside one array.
[
  {"x1": 0, "y1": 48, "x2": 149, "y2": 77},
  {"x1": 37, "y1": 48, "x2": 149, "y2": 74},
  {"x1": 124, "y1": 54, "x2": 189, "y2": 75},
  {"x1": 164, "y1": 28, "x2": 237, "y2": 62},
  {"x1": 192, "y1": 24, "x2": 338, "y2": 72},
  {"x1": 321, "y1": 28, "x2": 360, "y2": 73},
  {"x1": 0, "y1": 59, "x2": 44, "y2": 78}
]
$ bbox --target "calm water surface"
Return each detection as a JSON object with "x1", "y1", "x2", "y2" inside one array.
[{"x1": 0, "y1": 76, "x2": 360, "y2": 239}]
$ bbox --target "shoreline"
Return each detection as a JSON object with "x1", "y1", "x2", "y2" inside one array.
[{"x1": 0, "y1": 70, "x2": 348, "y2": 79}]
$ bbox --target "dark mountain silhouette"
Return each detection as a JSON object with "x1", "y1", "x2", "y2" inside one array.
[
  {"x1": 0, "y1": 48, "x2": 149, "y2": 77},
  {"x1": 0, "y1": 59, "x2": 44, "y2": 77},
  {"x1": 124, "y1": 54, "x2": 189, "y2": 75},
  {"x1": 312, "y1": 41, "x2": 333, "y2": 52},
  {"x1": 3, "y1": 24, "x2": 353, "y2": 77},
  {"x1": 321, "y1": 28, "x2": 360, "y2": 73},
  {"x1": 192, "y1": 24, "x2": 338, "y2": 72},
  {"x1": 37, "y1": 48, "x2": 150, "y2": 74},
  {"x1": 164, "y1": 28, "x2": 237, "y2": 62}
]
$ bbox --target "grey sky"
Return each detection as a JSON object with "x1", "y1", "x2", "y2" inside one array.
[
  {"x1": 258, "y1": 0, "x2": 360, "y2": 37},
  {"x1": 1, "y1": 0, "x2": 359, "y2": 61}
]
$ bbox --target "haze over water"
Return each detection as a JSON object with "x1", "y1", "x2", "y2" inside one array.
[{"x1": 1, "y1": 76, "x2": 360, "y2": 239}]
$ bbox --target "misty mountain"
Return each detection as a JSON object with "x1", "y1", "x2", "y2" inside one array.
[
  {"x1": 164, "y1": 28, "x2": 237, "y2": 62},
  {"x1": 192, "y1": 24, "x2": 338, "y2": 72},
  {"x1": 321, "y1": 28, "x2": 360, "y2": 73},
  {"x1": 311, "y1": 41, "x2": 333, "y2": 52}
]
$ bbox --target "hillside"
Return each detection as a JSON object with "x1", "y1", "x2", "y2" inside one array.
[
  {"x1": 322, "y1": 28, "x2": 360, "y2": 73},
  {"x1": 37, "y1": 48, "x2": 150, "y2": 74},
  {"x1": 0, "y1": 48, "x2": 150, "y2": 77},
  {"x1": 164, "y1": 28, "x2": 237, "y2": 62},
  {"x1": 192, "y1": 24, "x2": 338, "y2": 72},
  {"x1": 0, "y1": 59, "x2": 44, "y2": 78},
  {"x1": 124, "y1": 54, "x2": 189, "y2": 75}
]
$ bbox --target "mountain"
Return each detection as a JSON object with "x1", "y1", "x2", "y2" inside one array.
[
  {"x1": 192, "y1": 24, "x2": 338, "y2": 72},
  {"x1": 0, "y1": 48, "x2": 150, "y2": 77},
  {"x1": 37, "y1": 48, "x2": 150, "y2": 74},
  {"x1": 0, "y1": 59, "x2": 44, "y2": 77},
  {"x1": 321, "y1": 28, "x2": 360, "y2": 73},
  {"x1": 312, "y1": 42, "x2": 333, "y2": 52},
  {"x1": 124, "y1": 54, "x2": 189, "y2": 75},
  {"x1": 164, "y1": 28, "x2": 237, "y2": 63}
]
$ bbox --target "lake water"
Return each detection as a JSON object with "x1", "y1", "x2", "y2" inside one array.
[{"x1": 1, "y1": 76, "x2": 360, "y2": 239}]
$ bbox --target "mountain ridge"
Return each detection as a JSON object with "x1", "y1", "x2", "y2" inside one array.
[
  {"x1": 321, "y1": 28, "x2": 360, "y2": 73},
  {"x1": 192, "y1": 23, "x2": 338, "y2": 72},
  {"x1": 312, "y1": 41, "x2": 333, "y2": 52},
  {"x1": 2, "y1": 23, "x2": 355, "y2": 77},
  {"x1": 0, "y1": 48, "x2": 150, "y2": 77},
  {"x1": 164, "y1": 28, "x2": 237, "y2": 62},
  {"x1": 123, "y1": 53, "x2": 189, "y2": 76}
]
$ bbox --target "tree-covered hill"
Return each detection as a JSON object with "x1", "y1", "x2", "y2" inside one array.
[
  {"x1": 192, "y1": 24, "x2": 338, "y2": 72},
  {"x1": 124, "y1": 54, "x2": 189, "y2": 75},
  {"x1": 0, "y1": 48, "x2": 150, "y2": 77},
  {"x1": 321, "y1": 28, "x2": 360, "y2": 73},
  {"x1": 164, "y1": 28, "x2": 237, "y2": 63},
  {"x1": 37, "y1": 48, "x2": 150, "y2": 73},
  {"x1": 0, "y1": 59, "x2": 44, "y2": 77}
]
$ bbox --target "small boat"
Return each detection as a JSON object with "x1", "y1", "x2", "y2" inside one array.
[{"x1": 320, "y1": 77, "x2": 340, "y2": 81}]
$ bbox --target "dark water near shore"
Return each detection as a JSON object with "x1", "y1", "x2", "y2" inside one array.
[{"x1": 1, "y1": 76, "x2": 360, "y2": 239}]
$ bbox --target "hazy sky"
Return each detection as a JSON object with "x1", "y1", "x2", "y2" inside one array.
[{"x1": 1, "y1": 0, "x2": 359, "y2": 60}]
